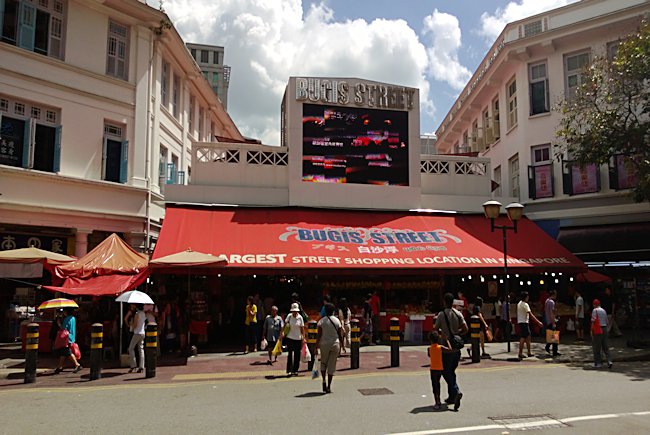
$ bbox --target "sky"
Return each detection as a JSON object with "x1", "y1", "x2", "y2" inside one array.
[{"x1": 160, "y1": 0, "x2": 578, "y2": 145}]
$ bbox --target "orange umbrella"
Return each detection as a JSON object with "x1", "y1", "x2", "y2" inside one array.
[{"x1": 38, "y1": 298, "x2": 78, "y2": 310}]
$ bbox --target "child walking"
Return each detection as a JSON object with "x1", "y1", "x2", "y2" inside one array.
[{"x1": 428, "y1": 329, "x2": 452, "y2": 410}]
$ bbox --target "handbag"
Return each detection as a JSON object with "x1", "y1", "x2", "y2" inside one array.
[
  {"x1": 54, "y1": 328, "x2": 70, "y2": 350},
  {"x1": 592, "y1": 310, "x2": 603, "y2": 335},
  {"x1": 301, "y1": 341, "x2": 311, "y2": 363},
  {"x1": 485, "y1": 328, "x2": 493, "y2": 343},
  {"x1": 545, "y1": 329, "x2": 560, "y2": 344},
  {"x1": 70, "y1": 342, "x2": 81, "y2": 360},
  {"x1": 442, "y1": 309, "x2": 464, "y2": 350}
]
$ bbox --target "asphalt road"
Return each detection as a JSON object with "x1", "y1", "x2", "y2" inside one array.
[{"x1": 0, "y1": 361, "x2": 648, "y2": 434}]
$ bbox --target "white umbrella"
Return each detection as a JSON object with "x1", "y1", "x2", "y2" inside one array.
[{"x1": 115, "y1": 290, "x2": 154, "y2": 304}]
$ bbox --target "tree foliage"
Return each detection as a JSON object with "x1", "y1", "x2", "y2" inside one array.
[{"x1": 555, "y1": 20, "x2": 650, "y2": 202}]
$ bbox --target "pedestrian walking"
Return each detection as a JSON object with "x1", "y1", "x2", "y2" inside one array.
[
  {"x1": 370, "y1": 290, "x2": 381, "y2": 344},
  {"x1": 517, "y1": 291, "x2": 543, "y2": 360},
  {"x1": 337, "y1": 297, "x2": 352, "y2": 354},
  {"x1": 434, "y1": 292, "x2": 468, "y2": 411},
  {"x1": 127, "y1": 303, "x2": 146, "y2": 373},
  {"x1": 466, "y1": 297, "x2": 490, "y2": 359},
  {"x1": 427, "y1": 329, "x2": 452, "y2": 411},
  {"x1": 262, "y1": 306, "x2": 283, "y2": 364},
  {"x1": 574, "y1": 289, "x2": 585, "y2": 342},
  {"x1": 361, "y1": 294, "x2": 373, "y2": 345},
  {"x1": 591, "y1": 299, "x2": 613, "y2": 369},
  {"x1": 282, "y1": 303, "x2": 306, "y2": 376},
  {"x1": 601, "y1": 286, "x2": 623, "y2": 337},
  {"x1": 544, "y1": 290, "x2": 561, "y2": 357},
  {"x1": 244, "y1": 295, "x2": 257, "y2": 354},
  {"x1": 54, "y1": 308, "x2": 82, "y2": 374},
  {"x1": 316, "y1": 303, "x2": 344, "y2": 393}
]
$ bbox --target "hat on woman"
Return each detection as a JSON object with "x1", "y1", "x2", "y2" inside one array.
[{"x1": 290, "y1": 303, "x2": 300, "y2": 312}]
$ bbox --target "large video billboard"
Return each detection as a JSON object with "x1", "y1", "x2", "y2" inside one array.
[{"x1": 302, "y1": 104, "x2": 409, "y2": 186}]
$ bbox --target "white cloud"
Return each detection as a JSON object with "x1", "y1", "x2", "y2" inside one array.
[
  {"x1": 422, "y1": 9, "x2": 472, "y2": 91},
  {"x1": 479, "y1": 0, "x2": 579, "y2": 41},
  {"x1": 164, "y1": 1, "x2": 469, "y2": 144}
]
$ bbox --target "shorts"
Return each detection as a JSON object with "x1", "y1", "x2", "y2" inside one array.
[
  {"x1": 519, "y1": 323, "x2": 531, "y2": 338},
  {"x1": 55, "y1": 345, "x2": 71, "y2": 357}
]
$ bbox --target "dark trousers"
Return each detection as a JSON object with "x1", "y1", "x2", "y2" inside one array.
[
  {"x1": 545, "y1": 323, "x2": 559, "y2": 355},
  {"x1": 441, "y1": 351, "x2": 461, "y2": 401},
  {"x1": 285, "y1": 338, "x2": 301, "y2": 374},
  {"x1": 372, "y1": 315, "x2": 380, "y2": 343},
  {"x1": 430, "y1": 369, "x2": 443, "y2": 401}
]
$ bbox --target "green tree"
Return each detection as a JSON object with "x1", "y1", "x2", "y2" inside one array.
[{"x1": 555, "y1": 20, "x2": 650, "y2": 202}]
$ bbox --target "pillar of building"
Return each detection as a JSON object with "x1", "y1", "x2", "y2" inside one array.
[{"x1": 74, "y1": 229, "x2": 93, "y2": 258}]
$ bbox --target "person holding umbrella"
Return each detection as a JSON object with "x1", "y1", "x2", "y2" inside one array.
[
  {"x1": 127, "y1": 303, "x2": 146, "y2": 373},
  {"x1": 54, "y1": 308, "x2": 82, "y2": 374}
]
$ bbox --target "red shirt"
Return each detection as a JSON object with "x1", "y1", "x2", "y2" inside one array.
[{"x1": 370, "y1": 294, "x2": 380, "y2": 315}]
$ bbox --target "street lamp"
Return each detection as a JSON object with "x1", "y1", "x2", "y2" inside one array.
[{"x1": 483, "y1": 200, "x2": 524, "y2": 353}]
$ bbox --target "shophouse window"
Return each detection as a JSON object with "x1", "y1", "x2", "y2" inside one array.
[
  {"x1": 606, "y1": 41, "x2": 619, "y2": 61},
  {"x1": 565, "y1": 50, "x2": 590, "y2": 99},
  {"x1": 492, "y1": 96, "x2": 500, "y2": 140},
  {"x1": 158, "y1": 145, "x2": 167, "y2": 185},
  {"x1": 529, "y1": 61, "x2": 549, "y2": 115},
  {"x1": 509, "y1": 154, "x2": 519, "y2": 199},
  {"x1": 494, "y1": 165, "x2": 502, "y2": 197},
  {"x1": 172, "y1": 73, "x2": 180, "y2": 118},
  {"x1": 213, "y1": 51, "x2": 219, "y2": 64},
  {"x1": 200, "y1": 49, "x2": 208, "y2": 63},
  {"x1": 102, "y1": 122, "x2": 128, "y2": 183},
  {"x1": 532, "y1": 144, "x2": 551, "y2": 165},
  {"x1": 161, "y1": 60, "x2": 169, "y2": 107},
  {"x1": 188, "y1": 95, "x2": 195, "y2": 135},
  {"x1": 528, "y1": 144, "x2": 554, "y2": 199},
  {"x1": 1, "y1": 0, "x2": 66, "y2": 59},
  {"x1": 0, "y1": 96, "x2": 61, "y2": 172},
  {"x1": 190, "y1": 48, "x2": 196, "y2": 60},
  {"x1": 211, "y1": 72, "x2": 219, "y2": 96},
  {"x1": 506, "y1": 77, "x2": 517, "y2": 130},
  {"x1": 198, "y1": 107, "x2": 204, "y2": 141},
  {"x1": 106, "y1": 20, "x2": 129, "y2": 81}
]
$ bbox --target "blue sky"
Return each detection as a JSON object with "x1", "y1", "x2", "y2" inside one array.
[{"x1": 164, "y1": 0, "x2": 577, "y2": 144}]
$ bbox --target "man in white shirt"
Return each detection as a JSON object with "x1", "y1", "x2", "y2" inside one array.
[
  {"x1": 517, "y1": 291, "x2": 543, "y2": 360},
  {"x1": 591, "y1": 299, "x2": 612, "y2": 369},
  {"x1": 575, "y1": 289, "x2": 585, "y2": 342}
]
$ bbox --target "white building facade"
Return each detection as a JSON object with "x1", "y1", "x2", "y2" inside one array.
[
  {"x1": 0, "y1": 0, "x2": 244, "y2": 257},
  {"x1": 434, "y1": 0, "x2": 650, "y2": 266}
]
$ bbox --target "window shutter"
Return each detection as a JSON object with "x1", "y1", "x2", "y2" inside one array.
[
  {"x1": 119, "y1": 139, "x2": 128, "y2": 183},
  {"x1": 0, "y1": 0, "x2": 5, "y2": 40},
  {"x1": 18, "y1": 1, "x2": 36, "y2": 51},
  {"x1": 22, "y1": 118, "x2": 32, "y2": 167},
  {"x1": 52, "y1": 125, "x2": 61, "y2": 172},
  {"x1": 527, "y1": 165, "x2": 536, "y2": 199},
  {"x1": 49, "y1": 16, "x2": 63, "y2": 59},
  {"x1": 101, "y1": 136, "x2": 108, "y2": 180},
  {"x1": 608, "y1": 156, "x2": 618, "y2": 190},
  {"x1": 562, "y1": 160, "x2": 572, "y2": 195}
]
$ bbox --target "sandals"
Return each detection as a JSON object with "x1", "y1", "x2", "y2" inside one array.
[{"x1": 73, "y1": 365, "x2": 82, "y2": 373}]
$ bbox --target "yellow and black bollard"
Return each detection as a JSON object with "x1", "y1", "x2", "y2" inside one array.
[
  {"x1": 90, "y1": 323, "x2": 103, "y2": 380},
  {"x1": 307, "y1": 320, "x2": 318, "y2": 371},
  {"x1": 350, "y1": 319, "x2": 360, "y2": 369},
  {"x1": 145, "y1": 322, "x2": 158, "y2": 378},
  {"x1": 390, "y1": 317, "x2": 400, "y2": 367},
  {"x1": 469, "y1": 314, "x2": 481, "y2": 363},
  {"x1": 24, "y1": 323, "x2": 39, "y2": 384}
]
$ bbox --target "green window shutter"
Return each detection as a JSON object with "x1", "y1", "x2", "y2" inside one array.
[
  {"x1": 18, "y1": 1, "x2": 36, "y2": 51},
  {"x1": 21, "y1": 118, "x2": 31, "y2": 167},
  {"x1": 101, "y1": 135, "x2": 107, "y2": 180},
  {"x1": 52, "y1": 125, "x2": 61, "y2": 172},
  {"x1": 119, "y1": 139, "x2": 128, "y2": 183}
]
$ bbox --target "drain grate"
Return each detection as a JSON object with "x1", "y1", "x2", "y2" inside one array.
[
  {"x1": 489, "y1": 415, "x2": 568, "y2": 431},
  {"x1": 358, "y1": 388, "x2": 394, "y2": 396}
]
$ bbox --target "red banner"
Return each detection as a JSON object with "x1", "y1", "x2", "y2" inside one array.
[{"x1": 152, "y1": 207, "x2": 585, "y2": 271}]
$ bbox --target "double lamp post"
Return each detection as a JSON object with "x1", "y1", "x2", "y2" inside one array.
[{"x1": 483, "y1": 200, "x2": 524, "y2": 353}]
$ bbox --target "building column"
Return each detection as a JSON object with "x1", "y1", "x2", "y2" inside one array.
[{"x1": 75, "y1": 229, "x2": 93, "y2": 258}]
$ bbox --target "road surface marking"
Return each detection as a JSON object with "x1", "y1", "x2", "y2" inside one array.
[{"x1": 389, "y1": 411, "x2": 650, "y2": 435}]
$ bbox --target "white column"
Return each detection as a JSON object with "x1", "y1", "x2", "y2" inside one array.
[{"x1": 74, "y1": 229, "x2": 93, "y2": 258}]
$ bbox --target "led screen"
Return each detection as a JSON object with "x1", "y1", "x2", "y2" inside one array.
[{"x1": 302, "y1": 104, "x2": 409, "y2": 185}]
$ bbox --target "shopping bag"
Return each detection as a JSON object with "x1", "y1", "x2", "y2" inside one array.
[
  {"x1": 301, "y1": 341, "x2": 311, "y2": 363},
  {"x1": 70, "y1": 342, "x2": 81, "y2": 360},
  {"x1": 283, "y1": 324, "x2": 291, "y2": 337},
  {"x1": 592, "y1": 316, "x2": 603, "y2": 335},
  {"x1": 545, "y1": 329, "x2": 560, "y2": 344},
  {"x1": 261, "y1": 338, "x2": 268, "y2": 351},
  {"x1": 566, "y1": 318, "x2": 575, "y2": 332},
  {"x1": 272, "y1": 339, "x2": 283, "y2": 356},
  {"x1": 485, "y1": 328, "x2": 493, "y2": 343},
  {"x1": 54, "y1": 329, "x2": 69, "y2": 350}
]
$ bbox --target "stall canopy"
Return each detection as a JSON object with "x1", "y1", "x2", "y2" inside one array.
[
  {"x1": 152, "y1": 206, "x2": 587, "y2": 272},
  {"x1": 43, "y1": 233, "x2": 149, "y2": 296},
  {"x1": 0, "y1": 247, "x2": 75, "y2": 278}
]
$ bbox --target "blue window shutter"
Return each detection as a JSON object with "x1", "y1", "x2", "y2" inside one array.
[
  {"x1": 22, "y1": 119, "x2": 31, "y2": 167},
  {"x1": 119, "y1": 139, "x2": 128, "y2": 183},
  {"x1": 18, "y1": 1, "x2": 36, "y2": 51},
  {"x1": 52, "y1": 125, "x2": 61, "y2": 172},
  {"x1": 0, "y1": 0, "x2": 5, "y2": 40},
  {"x1": 101, "y1": 136, "x2": 107, "y2": 180}
]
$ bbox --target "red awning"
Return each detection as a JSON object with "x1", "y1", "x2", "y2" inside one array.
[
  {"x1": 43, "y1": 272, "x2": 149, "y2": 296},
  {"x1": 152, "y1": 207, "x2": 586, "y2": 272}
]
